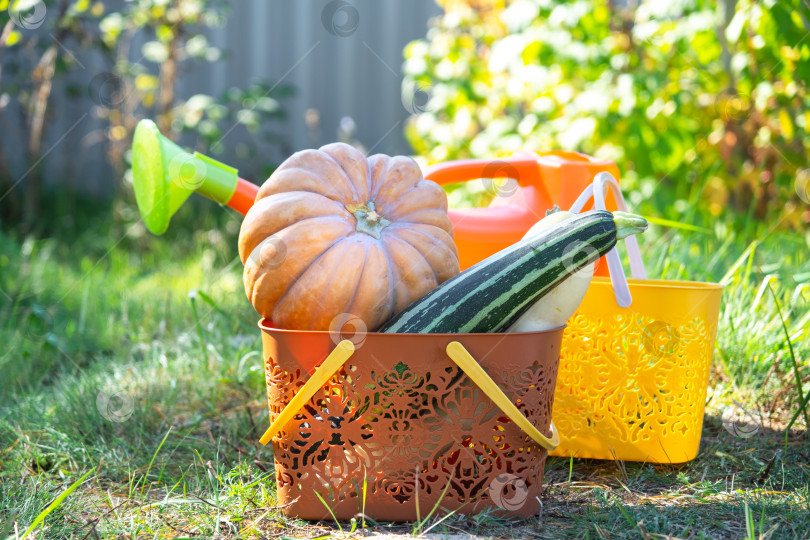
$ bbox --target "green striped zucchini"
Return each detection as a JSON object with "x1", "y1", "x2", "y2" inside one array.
[{"x1": 380, "y1": 210, "x2": 647, "y2": 334}]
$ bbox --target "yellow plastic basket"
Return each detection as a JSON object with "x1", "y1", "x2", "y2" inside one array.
[
  {"x1": 551, "y1": 277, "x2": 722, "y2": 462},
  {"x1": 549, "y1": 174, "x2": 723, "y2": 463}
]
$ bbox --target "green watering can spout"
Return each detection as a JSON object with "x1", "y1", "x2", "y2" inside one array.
[{"x1": 131, "y1": 119, "x2": 257, "y2": 234}]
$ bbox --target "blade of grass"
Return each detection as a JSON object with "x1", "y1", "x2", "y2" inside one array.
[
  {"x1": 706, "y1": 232, "x2": 735, "y2": 276},
  {"x1": 195, "y1": 290, "x2": 255, "y2": 333},
  {"x1": 767, "y1": 283, "x2": 809, "y2": 431},
  {"x1": 759, "y1": 505, "x2": 766, "y2": 538},
  {"x1": 753, "y1": 275, "x2": 778, "y2": 311},
  {"x1": 715, "y1": 345, "x2": 739, "y2": 393},
  {"x1": 616, "y1": 501, "x2": 645, "y2": 537},
  {"x1": 134, "y1": 427, "x2": 173, "y2": 498},
  {"x1": 794, "y1": 271, "x2": 810, "y2": 281},
  {"x1": 721, "y1": 241, "x2": 758, "y2": 286},
  {"x1": 421, "y1": 506, "x2": 464, "y2": 536},
  {"x1": 418, "y1": 482, "x2": 482, "y2": 537},
  {"x1": 745, "y1": 502, "x2": 754, "y2": 540},
  {"x1": 414, "y1": 470, "x2": 455, "y2": 536},
  {"x1": 237, "y1": 507, "x2": 273, "y2": 537},
  {"x1": 362, "y1": 469, "x2": 368, "y2": 529},
  {"x1": 19, "y1": 467, "x2": 95, "y2": 540},
  {"x1": 188, "y1": 290, "x2": 208, "y2": 362},
  {"x1": 791, "y1": 309, "x2": 810, "y2": 337},
  {"x1": 414, "y1": 466, "x2": 421, "y2": 531},
  {"x1": 644, "y1": 216, "x2": 712, "y2": 234},
  {"x1": 314, "y1": 491, "x2": 343, "y2": 534},
  {"x1": 784, "y1": 391, "x2": 810, "y2": 437}
]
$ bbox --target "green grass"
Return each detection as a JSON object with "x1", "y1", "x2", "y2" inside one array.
[{"x1": 0, "y1": 199, "x2": 808, "y2": 539}]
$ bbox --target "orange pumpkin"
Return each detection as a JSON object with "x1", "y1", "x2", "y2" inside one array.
[{"x1": 238, "y1": 142, "x2": 459, "y2": 331}]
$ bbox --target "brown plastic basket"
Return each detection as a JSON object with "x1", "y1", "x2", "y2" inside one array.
[{"x1": 259, "y1": 321, "x2": 564, "y2": 521}]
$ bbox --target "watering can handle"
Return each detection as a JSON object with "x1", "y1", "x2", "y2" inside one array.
[
  {"x1": 424, "y1": 155, "x2": 553, "y2": 201},
  {"x1": 569, "y1": 172, "x2": 647, "y2": 308},
  {"x1": 259, "y1": 339, "x2": 560, "y2": 452}
]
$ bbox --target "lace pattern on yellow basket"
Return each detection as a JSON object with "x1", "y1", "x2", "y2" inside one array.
[{"x1": 553, "y1": 311, "x2": 717, "y2": 460}]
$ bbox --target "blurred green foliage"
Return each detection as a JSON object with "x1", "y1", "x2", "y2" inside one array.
[
  {"x1": 404, "y1": 0, "x2": 810, "y2": 231},
  {"x1": 0, "y1": 0, "x2": 292, "y2": 229},
  {"x1": 96, "y1": 0, "x2": 294, "y2": 180}
]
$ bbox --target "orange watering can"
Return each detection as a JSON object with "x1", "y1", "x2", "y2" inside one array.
[
  {"x1": 132, "y1": 119, "x2": 618, "y2": 271},
  {"x1": 423, "y1": 152, "x2": 620, "y2": 271}
]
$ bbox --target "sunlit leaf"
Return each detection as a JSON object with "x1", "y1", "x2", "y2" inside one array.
[
  {"x1": 156, "y1": 24, "x2": 174, "y2": 43},
  {"x1": 134, "y1": 74, "x2": 159, "y2": 92},
  {"x1": 404, "y1": 0, "x2": 810, "y2": 226},
  {"x1": 9, "y1": 0, "x2": 41, "y2": 12},
  {"x1": 779, "y1": 109, "x2": 794, "y2": 140},
  {"x1": 141, "y1": 41, "x2": 168, "y2": 63},
  {"x1": 5, "y1": 29, "x2": 22, "y2": 47},
  {"x1": 72, "y1": 0, "x2": 90, "y2": 14}
]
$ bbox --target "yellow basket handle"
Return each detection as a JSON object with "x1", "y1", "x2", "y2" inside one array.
[
  {"x1": 259, "y1": 339, "x2": 560, "y2": 452},
  {"x1": 446, "y1": 341, "x2": 561, "y2": 451},
  {"x1": 258, "y1": 340, "x2": 355, "y2": 445}
]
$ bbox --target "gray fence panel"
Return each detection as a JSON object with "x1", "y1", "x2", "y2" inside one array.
[
  {"x1": 180, "y1": 0, "x2": 442, "y2": 180},
  {"x1": 1, "y1": 0, "x2": 441, "y2": 199}
]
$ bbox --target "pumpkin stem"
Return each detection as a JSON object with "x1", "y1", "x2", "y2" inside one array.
[{"x1": 349, "y1": 201, "x2": 391, "y2": 239}]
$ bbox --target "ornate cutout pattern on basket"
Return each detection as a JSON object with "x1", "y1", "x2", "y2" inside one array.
[
  {"x1": 553, "y1": 311, "x2": 717, "y2": 459},
  {"x1": 264, "y1": 351, "x2": 558, "y2": 517}
]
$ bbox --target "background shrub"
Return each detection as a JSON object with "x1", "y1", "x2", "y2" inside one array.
[{"x1": 404, "y1": 0, "x2": 810, "y2": 231}]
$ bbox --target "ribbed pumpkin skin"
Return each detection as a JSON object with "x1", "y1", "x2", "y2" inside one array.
[{"x1": 238, "y1": 142, "x2": 459, "y2": 331}]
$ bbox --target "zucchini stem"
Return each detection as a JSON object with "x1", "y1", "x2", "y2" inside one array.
[{"x1": 613, "y1": 211, "x2": 648, "y2": 240}]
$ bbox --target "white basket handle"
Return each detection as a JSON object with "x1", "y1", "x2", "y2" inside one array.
[{"x1": 569, "y1": 172, "x2": 646, "y2": 308}]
